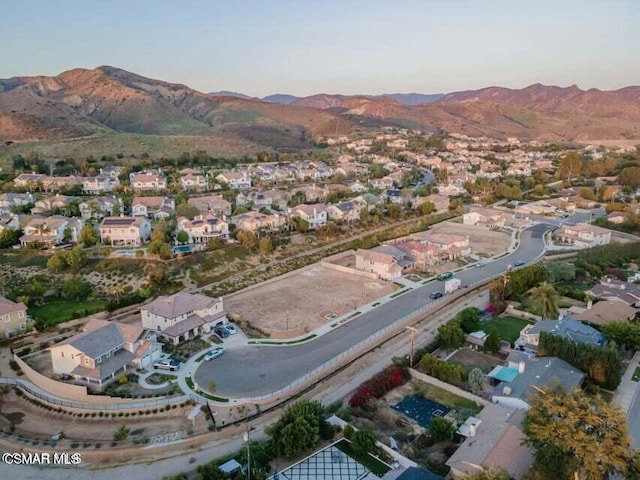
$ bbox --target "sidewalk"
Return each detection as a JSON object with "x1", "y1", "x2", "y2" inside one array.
[{"x1": 614, "y1": 352, "x2": 640, "y2": 414}]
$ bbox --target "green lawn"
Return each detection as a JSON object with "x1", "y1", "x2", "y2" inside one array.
[
  {"x1": 483, "y1": 316, "x2": 531, "y2": 343},
  {"x1": 632, "y1": 366, "x2": 640, "y2": 382},
  {"x1": 335, "y1": 439, "x2": 391, "y2": 477},
  {"x1": 414, "y1": 382, "x2": 482, "y2": 415},
  {"x1": 29, "y1": 299, "x2": 108, "y2": 326}
]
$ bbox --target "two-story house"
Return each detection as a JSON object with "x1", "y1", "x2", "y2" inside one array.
[
  {"x1": 30, "y1": 194, "x2": 77, "y2": 215},
  {"x1": 188, "y1": 195, "x2": 232, "y2": 217},
  {"x1": 420, "y1": 232, "x2": 471, "y2": 260},
  {"x1": 463, "y1": 207, "x2": 506, "y2": 229},
  {"x1": 326, "y1": 201, "x2": 362, "y2": 223},
  {"x1": 216, "y1": 171, "x2": 252, "y2": 189},
  {"x1": 0, "y1": 193, "x2": 34, "y2": 214},
  {"x1": 82, "y1": 175, "x2": 119, "y2": 194},
  {"x1": 355, "y1": 245, "x2": 413, "y2": 281},
  {"x1": 130, "y1": 171, "x2": 167, "y2": 191},
  {"x1": 289, "y1": 204, "x2": 328, "y2": 229},
  {"x1": 0, "y1": 296, "x2": 29, "y2": 338},
  {"x1": 13, "y1": 173, "x2": 46, "y2": 188},
  {"x1": 79, "y1": 196, "x2": 122, "y2": 221},
  {"x1": 141, "y1": 292, "x2": 227, "y2": 344},
  {"x1": 516, "y1": 318, "x2": 605, "y2": 353},
  {"x1": 20, "y1": 216, "x2": 83, "y2": 247},
  {"x1": 180, "y1": 173, "x2": 208, "y2": 192},
  {"x1": 49, "y1": 318, "x2": 162, "y2": 389},
  {"x1": 0, "y1": 214, "x2": 21, "y2": 233},
  {"x1": 98, "y1": 216, "x2": 152, "y2": 246},
  {"x1": 177, "y1": 214, "x2": 229, "y2": 244},
  {"x1": 555, "y1": 224, "x2": 612, "y2": 247},
  {"x1": 131, "y1": 196, "x2": 175, "y2": 220},
  {"x1": 232, "y1": 211, "x2": 285, "y2": 232}
]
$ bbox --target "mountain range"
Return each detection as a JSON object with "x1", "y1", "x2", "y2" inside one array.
[{"x1": 1, "y1": 66, "x2": 639, "y2": 154}]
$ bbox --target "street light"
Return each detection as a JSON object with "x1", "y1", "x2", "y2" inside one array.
[{"x1": 405, "y1": 326, "x2": 418, "y2": 367}]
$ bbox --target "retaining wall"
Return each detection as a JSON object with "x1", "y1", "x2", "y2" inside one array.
[{"x1": 408, "y1": 368, "x2": 490, "y2": 407}]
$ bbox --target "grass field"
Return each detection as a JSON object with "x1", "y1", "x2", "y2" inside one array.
[
  {"x1": 28, "y1": 299, "x2": 107, "y2": 326},
  {"x1": 335, "y1": 439, "x2": 391, "y2": 476},
  {"x1": 483, "y1": 316, "x2": 531, "y2": 343}
]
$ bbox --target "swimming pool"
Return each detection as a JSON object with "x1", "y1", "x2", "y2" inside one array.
[
  {"x1": 392, "y1": 395, "x2": 450, "y2": 428},
  {"x1": 173, "y1": 245, "x2": 194, "y2": 254}
]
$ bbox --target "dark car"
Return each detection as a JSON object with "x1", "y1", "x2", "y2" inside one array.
[
  {"x1": 514, "y1": 260, "x2": 526, "y2": 267},
  {"x1": 429, "y1": 292, "x2": 444, "y2": 300},
  {"x1": 215, "y1": 326, "x2": 230, "y2": 338}
]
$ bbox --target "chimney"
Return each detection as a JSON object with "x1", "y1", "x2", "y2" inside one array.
[
  {"x1": 518, "y1": 361, "x2": 525, "y2": 374},
  {"x1": 502, "y1": 386, "x2": 512, "y2": 396},
  {"x1": 469, "y1": 423, "x2": 477, "y2": 437},
  {"x1": 587, "y1": 298, "x2": 593, "y2": 310}
]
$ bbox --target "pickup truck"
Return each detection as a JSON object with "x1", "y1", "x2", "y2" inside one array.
[{"x1": 153, "y1": 359, "x2": 180, "y2": 371}]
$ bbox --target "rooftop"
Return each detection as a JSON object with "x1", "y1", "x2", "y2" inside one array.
[
  {"x1": 526, "y1": 318, "x2": 605, "y2": 346},
  {"x1": 142, "y1": 291, "x2": 219, "y2": 319}
]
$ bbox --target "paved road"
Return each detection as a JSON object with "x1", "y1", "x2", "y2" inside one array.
[
  {"x1": 629, "y1": 393, "x2": 640, "y2": 448},
  {"x1": 195, "y1": 223, "x2": 550, "y2": 397}
]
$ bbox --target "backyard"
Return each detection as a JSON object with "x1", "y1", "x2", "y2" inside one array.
[
  {"x1": 483, "y1": 316, "x2": 531, "y2": 343},
  {"x1": 447, "y1": 348, "x2": 500, "y2": 374},
  {"x1": 28, "y1": 299, "x2": 108, "y2": 327}
]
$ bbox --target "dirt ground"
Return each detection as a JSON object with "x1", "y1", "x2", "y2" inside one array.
[
  {"x1": 414, "y1": 221, "x2": 511, "y2": 257},
  {"x1": 224, "y1": 264, "x2": 397, "y2": 338},
  {"x1": 447, "y1": 348, "x2": 500, "y2": 373}
]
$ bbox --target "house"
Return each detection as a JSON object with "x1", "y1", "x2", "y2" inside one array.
[
  {"x1": 131, "y1": 196, "x2": 175, "y2": 220},
  {"x1": 98, "y1": 216, "x2": 152, "y2": 246},
  {"x1": 31, "y1": 194, "x2": 77, "y2": 215},
  {"x1": 515, "y1": 201, "x2": 556, "y2": 217},
  {"x1": 14, "y1": 173, "x2": 46, "y2": 188},
  {"x1": 395, "y1": 241, "x2": 441, "y2": 269},
  {"x1": 49, "y1": 318, "x2": 162, "y2": 389},
  {"x1": 516, "y1": 318, "x2": 605, "y2": 353},
  {"x1": 354, "y1": 245, "x2": 413, "y2": 281},
  {"x1": 349, "y1": 181, "x2": 367, "y2": 193},
  {"x1": 232, "y1": 211, "x2": 285, "y2": 232},
  {"x1": 294, "y1": 185, "x2": 328, "y2": 203},
  {"x1": 99, "y1": 166, "x2": 124, "y2": 180},
  {"x1": 289, "y1": 204, "x2": 328, "y2": 229},
  {"x1": 586, "y1": 278, "x2": 640, "y2": 307},
  {"x1": 370, "y1": 177, "x2": 394, "y2": 190},
  {"x1": 130, "y1": 171, "x2": 167, "y2": 191},
  {"x1": 0, "y1": 193, "x2": 34, "y2": 214},
  {"x1": 488, "y1": 356, "x2": 585, "y2": 410},
  {"x1": 0, "y1": 297, "x2": 29, "y2": 338},
  {"x1": 82, "y1": 175, "x2": 119, "y2": 194},
  {"x1": 236, "y1": 190, "x2": 290, "y2": 211},
  {"x1": 463, "y1": 207, "x2": 506, "y2": 229},
  {"x1": 177, "y1": 214, "x2": 229, "y2": 243},
  {"x1": 384, "y1": 189, "x2": 405, "y2": 204},
  {"x1": 420, "y1": 232, "x2": 471, "y2": 259},
  {"x1": 570, "y1": 300, "x2": 637, "y2": 326},
  {"x1": 555, "y1": 224, "x2": 611, "y2": 247},
  {"x1": 607, "y1": 211, "x2": 627, "y2": 224},
  {"x1": 0, "y1": 214, "x2": 21, "y2": 233},
  {"x1": 141, "y1": 292, "x2": 227, "y2": 345},
  {"x1": 79, "y1": 196, "x2": 122, "y2": 221},
  {"x1": 188, "y1": 195, "x2": 232, "y2": 216},
  {"x1": 180, "y1": 172, "x2": 207, "y2": 192},
  {"x1": 20, "y1": 216, "x2": 83, "y2": 247},
  {"x1": 446, "y1": 403, "x2": 533, "y2": 479},
  {"x1": 326, "y1": 201, "x2": 361, "y2": 222},
  {"x1": 217, "y1": 171, "x2": 252, "y2": 189},
  {"x1": 41, "y1": 176, "x2": 84, "y2": 193}
]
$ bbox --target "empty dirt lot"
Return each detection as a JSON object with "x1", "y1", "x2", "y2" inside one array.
[
  {"x1": 224, "y1": 265, "x2": 397, "y2": 339},
  {"x1": 413, "y1": 221, "x2": 511, "y2": 257}
]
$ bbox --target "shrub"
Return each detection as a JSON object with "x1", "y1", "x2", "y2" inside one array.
[{"x1": 348, "y1": 366, "x2": 409, "y2": 410}]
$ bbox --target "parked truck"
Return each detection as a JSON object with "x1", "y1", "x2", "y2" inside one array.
[{"x1": 444, "y1": 278, "x2": 461, "y2": 294}]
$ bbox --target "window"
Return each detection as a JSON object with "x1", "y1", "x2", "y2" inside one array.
[
  {"x1": 61, "y1": 351, "x2": 64, "y2": 358},
  {"x1": 18, "y1": 311, "x2": 25, "y2": 318},
  {"x1": 3, "y1": 315, "x2": 9, "y2": 323},
  {"x1": 84, "y1": 357, "x2": 90, "y2": 366}
]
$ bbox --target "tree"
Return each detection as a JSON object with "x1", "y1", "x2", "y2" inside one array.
[
  {"x1": 602, "y1": 321, "x2": 640, "y2": 352},
  {"x1": 152, "y1": 220, "x2": 168, "y2": 242},
  {"x1": 558, "y1": 152, "x2": 582, "y2": 183},
  {"x1": 436, "y1": 322, "x2": 465, "y2": 349},
  {"x1": 61, "y1": 276, "x2": 92, "y2": 301},
  {"x1": 483, "y1": 329, "x2": 501, "y2": 353},
  {"x1": 79, "y1": 225, "x2": 98, "y2": 246},
  {"x1": 462, "y1": 468, "x2": 512, "y2": 480},
  {"x1": 266, "y1": 400, "x2": 327, "y2": 459},
  {"x1": 457, "y1": 307, "x2": 481, "y2": 333},
  {"x1": 259, "y1": 237, "x2": 273, "y2": 256},
  {"x1": 468, "y1": 367, "x2": 485, "y2": 396},
  {"x1": 619, "y1": 166, "x2": 640, "y2": 188},
  {"x1": 546, "y1": 262, "x2": 575, "y2": 283},
  {"x1": 528, "y1": 282, "x2": 559, "y2": 321},
  {"x1": 175, "y1": 202, "x2": 200, "y2": 220},
  {"x1": 147, "y1": 240, "x2": 173, "y2": 259},
  {"x1": 237, "y1": 231, "x2": 258, "y2": 250},
  {"x1": 429, "y1": 417, "x2": 455, "y2": 442},
  {"x1": 47, "y1": 252, "x2": 66, "y2": 272},
  {"x1": 523, "y1": 388, "x2": 632, "y2": 480},
  {"x1": 0, "y1": 228, "x2": 21, "y2": 248},
  {"x1": 387, "y1": 204, "x2": 402, "y2": 220},
  {"x1": 420, "y1": 201, "x2": 435, "y2": 215},
  {"x1": 65, "y1": 247, "x2": 86, "y2": 269},
  {"x1": 351, "y1": 428, "x2": 377, "y2": 455},
  {"x1": 176, "y1": 230, "x2": 189, "y2": 244}
]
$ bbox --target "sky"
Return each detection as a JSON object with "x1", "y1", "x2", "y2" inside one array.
[{"x1": 1, "y1": 0, "x2": 638, "y2": 97}]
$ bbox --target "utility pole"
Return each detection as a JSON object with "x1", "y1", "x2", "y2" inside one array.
[
  {"x1": 406, "y1": 326, "x2": 418, "y2": 367},
  {"x1": 243, "y1": 428, "x2": 251, "y2": 480}
]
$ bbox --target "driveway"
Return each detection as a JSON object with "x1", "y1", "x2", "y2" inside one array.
[{"x1": 194, "y1": 223, "x2": 550, "y2": 398}]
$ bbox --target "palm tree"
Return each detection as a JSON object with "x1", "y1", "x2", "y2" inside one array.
[
  {"x1": 108, "y1": 285, "x2": 125, "y2": 302},
  {"x1": 34, "y1": 222, "x2": 52, "y2": 243},
  {"x1": 529, "y1": 281, "x2": 559, "y2": 321}
]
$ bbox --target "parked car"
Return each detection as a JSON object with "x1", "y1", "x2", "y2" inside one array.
[
  {"x1": 514, "y1": 260, "x2": 526, "y2": 267},
  {"x1": 437, "y1": 272, "x2": 453, "y2": 281},
  {"x1": 215, "y1": 326, "x2": 230, "y2": 338},
  {"x1": 153, "y1": 359, "x2": 180, "y2": 371},
  {"x1": 204, "y1": 347, "x2": 224, "y2": 361},
  {"x1": 429, "y1": 292, "x2": 443, "y2": 300},
  {"x1": 224, "y1": 324, "x2": 237, "y2": 335}
]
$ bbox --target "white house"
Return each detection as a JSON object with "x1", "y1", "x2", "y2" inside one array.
[
  {"x1": 130, "y1": 171, "x2": 167, "y2": 191},
  {"x1": 289, "y1": 204, "x2": 328, "y2": 229},
  {"x1": 49, "y1": 318, "x2": 162, "y2": 389},
  {"x1": 217, "y1": 171, "x2": 252, "y2": 189},
  {"x1": 180, "y1": 173, "x2": 208, "y2": 192},
  {"x1": 326, "y1": 201, "x2": 361, "y2": 223},
  {"x1": 141, "y1": 292, "x2": 227, "y2": 345},
  {"x1": 188, "y1": 195, "x2": 232, "y2": 216},
  {"x1": 463, "y1": 207, "x2": 506, "y2": 229},
  {"x1": 79, "y1": 196, "x2": 122, "y2": 221},
  {"x1": 555, "y1": 224, "x2": 611, "y2": 247},
  {"x1": 82, "y1": 175, "x2": 119, "y2": 194},
  {"x1": 177, "y1": 214, "x2": 229, "y2": 243},
  {"x1": 131, "y1": 197, "x2": 175, "y2": 220},
  {"x1": 20, "y1": 216, "x2": 83, "y2": 247}
]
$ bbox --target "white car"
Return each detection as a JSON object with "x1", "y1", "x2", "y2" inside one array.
[
  {"x1": 204, "y1": 348, "x2": 224, "y2": 361},
  {"x1": 224, "y1": 325, "x2": 237, "y2": 335}
]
